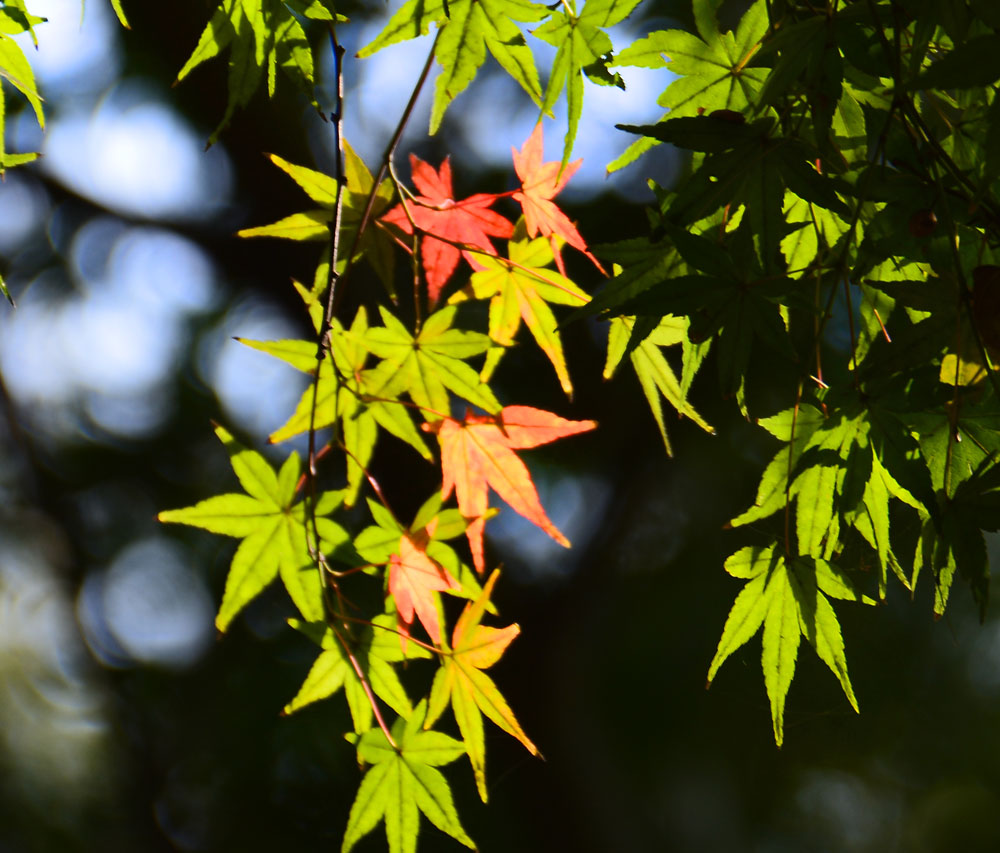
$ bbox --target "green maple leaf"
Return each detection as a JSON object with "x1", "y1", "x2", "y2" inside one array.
[
  {"x1": 571, "y1": 236, "x2": 684, "y2": 321},
  {"x1": 608, "y1": 0, "x2": 768, "y2": 172},
  {"x1": 357, "y1": 0, "x2": 547, "y2": 135},
  {"x1": 237, "y1": 143, "x2": 397, "y2": 292},
  {"x1": 425, "y1": 569, "x2": 538, "y2": 803},
  {"x1": 618, "y1": 119, "x2": 848, "y2": 279},
  {"x1": 342, "y1": 701, "x2": 475, "y2": 853},
  {"x1": 532, "y1": 0, "x2": 642, "y2": 168},
  {"x1": 450, "y1": 235, "x2": 590, "y2": 397},
  {"x1": 790, "y1": 409, "x2": 871, "y2": 561},
  {"x1": 906, "y1": 405, "x2": 1000, "y2": 616},
  {"x1": 107, "y1": 0, "x2": 130, "y2": 28},
  {"x1": 157, "y1": 425, "x2": 351, "y2": 631},
  {"x1": 236, "y1": 153, "x2": 340, "y2": 242},
  {"x1": 916, "y1": 462, "x2": 1000, "y2": 618},
  {"x1": 909, "y1": 404, "x2": 1000, "y2": 498},
  {"x1": 0, "y1": 2, "x2": 47, "y2": 44},
  {"x1": 361, "y1": 305, "x2": 501, "y2": 421},
  {"x1": 239, "y1": 307, "x2": 433, "y2": 505},
  {"x1": 603, "y1": 314, "x2": 713, "y2": 455},
  {"x1": 730, "y1": 403, "x2": 827, "y2": 529},
  {"x1": 0, "y1": 26, "x2": 44, "y2": 174},
  {"x1": 176, "y1": 0, "x2": 341, "y2": 144},
  {"x1": 284, "y1": 613, "x2": 431, "y2": 733},
  {"x1": 610, "y1": 223, "x2": 797, "y2": 410},
  {"x1": 708, "y1": 544, "x2": 870, "y2": 747},
  {"x1": 847, "y1": 447, "x2": 925, "y2": 599}
]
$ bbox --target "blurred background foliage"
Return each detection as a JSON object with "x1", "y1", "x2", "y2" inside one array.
[{"x1": 0, "y1": 1, "x2": 999, "y2": 851}]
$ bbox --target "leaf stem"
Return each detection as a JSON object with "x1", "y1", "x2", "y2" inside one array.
[{"x1": 338, "y1": 613, "x2": 442, "y2": 655}]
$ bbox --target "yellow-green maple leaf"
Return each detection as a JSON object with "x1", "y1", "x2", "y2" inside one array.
[
  {"x1": 158, "y1": 425, "x2": 350, "y2": 631},
  {"x1": 426, "y1": 570, "x2": 539, "y2": 802},
  {"x1": 451, "y1": 236, "x2": 589, "y2": 396}
]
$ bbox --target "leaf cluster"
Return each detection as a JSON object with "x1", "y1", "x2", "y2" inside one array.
[
  {"x1": 590, "y1": 0, "x2": 1000, "y2": 745},
  {"x1": 9, "y1": 0, "x2": 1000, "y2": 851},
  {"x1": 160, "y1": 90, "x2": 605, "y2": 852}
]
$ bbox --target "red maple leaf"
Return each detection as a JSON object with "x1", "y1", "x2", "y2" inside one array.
[
  {"x1": 512, "y1": 123, "x2": 606, "y2": 277},
  {"x1": 381, "y1": 154, "x2": 514, "y2": 304},
  {"x1": 388, "y1": 529, "x2": 460, "y2": 646},
  {"x1": 424, "y1": 405, "x2": 597, "y2": 573}
]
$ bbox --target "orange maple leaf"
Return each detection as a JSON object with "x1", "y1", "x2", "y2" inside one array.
[
  {"x1": 388, "y1": 530, "x2": 460, "y2": 645},
  {"x1": 512, "y1": 123, "x2": 606, "y2": 277},
  {"x1": 424, "y1": 405, "x2": 597, "y2": 573},
  {"x1": 381, "y1": 154, "x2": 514, "y2": 304},
  {"x1": 426, "y1": 569, "x2": 539, "y2": 802}
]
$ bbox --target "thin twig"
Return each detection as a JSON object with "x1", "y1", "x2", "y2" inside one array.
[
  {"x1": 329, "y1": 31, "x2": 442, "y2": 322},
  {"x1": 333, "y1": 624, "x2": 398, "y2": 749},
  {"x1": 306, "y1": 25, "x2": 348, "y2": 617},
  {"x1": 338, "y1": 612, "x2": 443, "y2": 655}
]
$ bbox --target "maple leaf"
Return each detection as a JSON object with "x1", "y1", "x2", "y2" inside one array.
[
  {"x1": 707, "y1": 545, "x2": 872, "y2": 746},
  {"x1": 284, "y1": 613, "x2": 431, "y2": 733},
  {"x1": 424, "y1": 405, "x2": 597, "y2": 573},
  {"x1": 389, "y1": 529, "x2": 461, "y2": 646},
  {"x1": 356, "y1": 489, "x2": 498, "y2": 595},
  {"x1": 342, "y1": 701, "x2": 475, "y2": 853},
  {"x1": 157, "y1": 425, "x2": 352, "y2": 631},
  {"x1": 236, "y1": 143, "x2": 397, "y2": 291},
  {"x1": 426, "y1": 569, "x2": 538, "y2": 802},
  {"x1": 0, "y1": 25, "x2": 44, "y2": 177},
  {"x1": 532, "y1": 0, "x2": 643, "y2": 168},
  {"x1": 357, "y1": 0, "x2": 546, "y2": 135},
  {"x1": 451, "y1": 235, "x2": 590, "y2": 396},
  {"x1": 608, "y1": 0, "x2": 769, "y2": 171},
  {"x1": 381, "y1": 154, "x2": 514, "y2": 304},
  {"x1": 362, "y1": 305, "x2": 501, "y2": 420},
  {"x1": 175, "y1": 0, "x2": 336, "y2": 143},
  {"x1": 603, "y1": 314, "x2": 714, "y2": 454},
  {"x1": 512, "y1": 123, "x2": 605, "y2": 275},
  {"x1": 239, "y1": 307, "x2": 434, "y2": 505}
]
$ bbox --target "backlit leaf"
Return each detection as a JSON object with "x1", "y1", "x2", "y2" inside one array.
[
  {"x1": 381, "y1": 154, "x2": 513, "y2": 303},
  {"x1": 342, "y1": 702, "x2": 475, "y2": 853},
  {"x1": 709, "y1": 546, "x2": 860, "y2": 746},
  {"x1": 158, "y1": 426, "x2": 350, "y2": 631},
  {"x1": 452, "y1": 235, "x2": 590, "y2": 396},
  {"x1": 425, "y1": 570, "x2": 538, "y2": 802},
  {"x1": 425, "y1": 405, "x2": 596, "y2": 573}
]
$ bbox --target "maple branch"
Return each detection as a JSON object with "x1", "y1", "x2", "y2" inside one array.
[
  {"x1": 324, "y1": 563, "x2": 377, "y2": 579},
  {"x1": 306, "y1": 24, "x2": 348, "y2": 625},
  {"x1": 328, "y1": 31, "x2": 441, "y2": 321},
  {"x1": 319, "y1": 26, "x2": 348, "y2": 344},
  {"x1": 294, "y1": 442, "x2": 334, "y2": 495},
  {"x1": 332, "y1": 623, "x2": 398, "y2": 749}
]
